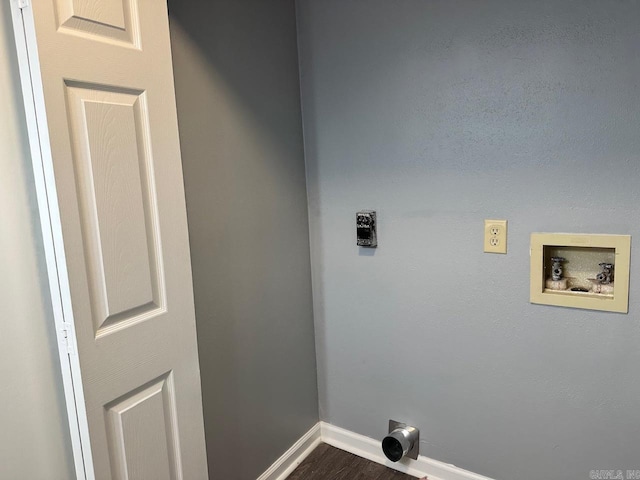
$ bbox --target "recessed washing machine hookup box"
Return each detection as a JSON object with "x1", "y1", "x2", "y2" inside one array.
[{"x1": 530, "y1": 233, "x2": 631, "y2": 313}]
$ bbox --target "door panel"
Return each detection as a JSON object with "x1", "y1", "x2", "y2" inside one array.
[
  {"x1": 54, "y1": 0, "x2": 140, "y2": 47},
  {"x1": 65, "y1": 83, "x2": 165, "y2": 337},
  {"x1": 105, "y1": 372, "x2": 180, "y2": 480},
  {"x1": 29, "y1": 0, "x2": 208, "y2": 478}
]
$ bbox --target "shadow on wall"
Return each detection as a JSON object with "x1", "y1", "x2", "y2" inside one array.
[
  {"x1": 168, "y1": 0, "x2": 304, "y2": 150},
  {"x1": 167, "y1": 2, "x2": 318, "y2": 480}
]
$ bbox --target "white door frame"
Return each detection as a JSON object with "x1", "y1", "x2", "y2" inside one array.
[{"x1": 9, "y1": 1, "x2": 93, "y2": 478}]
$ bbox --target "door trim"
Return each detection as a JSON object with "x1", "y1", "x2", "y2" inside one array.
[{"x1": 9, "y1": 1, "x2": 94, "y2": 478}]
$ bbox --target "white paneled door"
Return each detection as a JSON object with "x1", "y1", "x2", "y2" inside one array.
[{"x1": 11, "y1": 0, "x2": 209, "y2": 478}]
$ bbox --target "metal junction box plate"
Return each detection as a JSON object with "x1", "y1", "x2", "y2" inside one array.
[{"x1": 357, "y1": 210, "x2": 377, "y2": 248}]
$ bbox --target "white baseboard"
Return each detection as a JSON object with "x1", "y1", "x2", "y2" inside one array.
[
  {"x1": 256, "y1": 423, "x2": 322, "y2": 480},
  {"x1": 319, "y1": 422, "x2": 495, "y2": 480},
  {"x1": 257, "y1": 421, "x2": 495, "y2": 480}
]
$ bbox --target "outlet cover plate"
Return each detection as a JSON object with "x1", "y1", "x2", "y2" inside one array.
[{"x1": 484, "y1": 219, "x2": 508, "y2": 254}]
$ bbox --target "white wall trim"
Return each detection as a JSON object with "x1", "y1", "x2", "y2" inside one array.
[
  {"x1": 257, "y1": 422, "x2": 495, "y2": 480},
  {"x1": 9, "y1": 1, "x2": 92, "y2": 479},
  {"x1": 256, "y1": 423, "x2": 322, "y2": 480},
  {"x1": 320, "y1": 422, "x2": 495, "y2": 480}
]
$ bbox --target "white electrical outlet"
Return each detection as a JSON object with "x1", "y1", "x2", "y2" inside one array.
[{"x1": 484, "y1": 219, "x2": 508, "y2": 254}]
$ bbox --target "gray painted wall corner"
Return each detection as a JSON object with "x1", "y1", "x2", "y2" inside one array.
[{"x1": 169, "y1": 1, "x2": 319, "y2": 478}]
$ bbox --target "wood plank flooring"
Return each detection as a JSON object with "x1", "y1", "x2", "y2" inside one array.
[{"x1": 287, "y1": 443, "x2": 415, "y2": 480}]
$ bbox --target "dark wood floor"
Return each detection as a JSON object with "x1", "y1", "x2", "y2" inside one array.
[{"x1": 287, "y1": 443, "x2": 415, "y2": 480}]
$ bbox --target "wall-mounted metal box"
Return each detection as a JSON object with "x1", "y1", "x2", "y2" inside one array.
[{"x1": 356, "y1": 211, "x2": 377, "y2": 248}]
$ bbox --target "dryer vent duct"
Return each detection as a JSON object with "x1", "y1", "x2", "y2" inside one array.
[{"x1": 381, "y1": 420, "x2": 419, "y2": 462}]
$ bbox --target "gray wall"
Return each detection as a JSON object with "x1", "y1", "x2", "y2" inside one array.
[
  {"x1": 297, "y1": 1, "x2": 640, "y2": 479},
  {"x1": 0, "y1": 3, "x2": 75, "y2": 479},
  {"x1": 168, "y1": 2, "x2": 319, "y2": 479}
]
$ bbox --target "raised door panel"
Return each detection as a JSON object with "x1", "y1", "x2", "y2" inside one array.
[
  {"x1": 65, "y1": 82, "x2": 165, "y2": 338},
  {"x1": 105, "y1": 373, "x2": 181, "y2": 480},
  {"x1": 54, "y1": 0, "x2": 140, "y2": 47}
]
